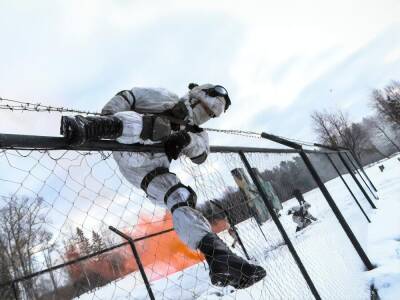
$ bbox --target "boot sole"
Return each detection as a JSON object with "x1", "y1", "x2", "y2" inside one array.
[
  {"x1": 60, "y1": 116, "x2": 86, "y2": 145},
  {"x1": 210, "y1": 268, "x2": 266, "y2": 289},
  {"x1": 233, "y1": 268, "x2": 267, "y2": 289},
  {"x1": 210, "y1": 273, "x2": 235, "y2": 287},
  {"x1": 60, "y1": 116, "x2": 69, "y2": 136}
]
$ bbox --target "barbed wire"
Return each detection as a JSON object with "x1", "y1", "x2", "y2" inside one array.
[
  {"x1": 0, "y1": 97, "x2": 101, "y2": 115},
  {"x1": 0, "y1": 96, "x2": 316, "y2": 146},
  {"x1": 203, "y1": 127, "x2": 263, "y2": 139}
]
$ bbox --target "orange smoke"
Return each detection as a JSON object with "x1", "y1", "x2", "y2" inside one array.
[
  {"x1": 66, "y1": 213, "x2": 229, "y2": 285},
  {"x1": 120, "y1": 212, "x2": 205, "y2": 281}
]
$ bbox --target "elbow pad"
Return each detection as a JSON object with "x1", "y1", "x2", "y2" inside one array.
[
  {"x1": 190, "y1": 151, "x2": 208, "y2": 164},
  {"x1": 116, "y1": 90, "x2": 136, "y2": 110},
  {"x1": 101, "y1": 90, "x2": 136, "y2": 115}
]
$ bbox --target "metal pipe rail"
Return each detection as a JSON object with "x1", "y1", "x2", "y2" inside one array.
[{"x1": 0, "y1": 133, "x2": 342, "y2": 155}]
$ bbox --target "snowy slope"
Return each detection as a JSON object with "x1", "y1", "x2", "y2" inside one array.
[
  {"x1": 75, "y1": 155, "x2": 400, "y2": 300},
  {"x1": 364, "y1": 155, "x2": 400, "y2": 300}
]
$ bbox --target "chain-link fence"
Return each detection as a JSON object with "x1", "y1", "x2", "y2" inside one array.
[{"x1": 0, "y1": 133, "x2": 376, "y2": 299}]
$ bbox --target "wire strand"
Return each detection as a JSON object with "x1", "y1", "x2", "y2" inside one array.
[
  {"x1": 0, "y1": 96, "x2": 317, "y2": 146},
  {"x1": 0, "y1": 96, "x2": 101, "y2": 115}
]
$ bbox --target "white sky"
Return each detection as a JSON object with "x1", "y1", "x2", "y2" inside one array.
[
  {"x1": 1, "y1": 0, "x2": 399, "y2": 257},
  {"x1": 0, "y1": 0, "x2": 399, "y2": 144}
]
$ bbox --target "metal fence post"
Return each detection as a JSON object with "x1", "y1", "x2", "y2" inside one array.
[
  {"x1": 261, "y1": 133, "x2": 375, "y2": 271},
  {"x1": 337, "y1": 152, "x2": 377, "y2": 209},
  {"x1": 344, "y1": 150, "x2": 378, "y2": 192},
  {"x1": 209, "y1": 200, "x2": 251, "y2": 260},
  {"x1": 325, "y1": 153, "x2": 371, "y2": 223},
  {"x1": 314, "y1": 144, "x2": 377, "y2": 210},
  {"x1": 239, "y1": 151, "x2": 321, "y2": 300},
  {"x1": 298, "y1": 151, "x2": 375, "y2": 270},
  {"x1": 109, "y1": 226, "x2": 155, "y2": 300},
  {"x1": 344, "y1": 152, "x2": 378, "y2": 198}
]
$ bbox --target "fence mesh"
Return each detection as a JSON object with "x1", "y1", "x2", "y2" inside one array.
[
  {"x1": 180, "y1": 152, "x2": 314, "y2": 299},
  {"x1": 0, "y1": 144, "x2": 372, "y2": 299},
  {"x1": 340, "y1": 153, "x2": 379, "y2": 201},
  {"x1": 242, "y1": 151, "x2": 370, "y2": 299},
  {"x1": 306, "y1": 152, "x2": 371, "y2": 242},
  {"x1": 327, "y1": 153, "x2": 375, "y2": 216}
]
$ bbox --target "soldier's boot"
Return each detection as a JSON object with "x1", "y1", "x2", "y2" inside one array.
[
  {"x1": 60, "y1": 115, "x2": 123, "y2": 146},
  {"x1": 198, "y1": 233, "x2": 266, "y2": 289}
]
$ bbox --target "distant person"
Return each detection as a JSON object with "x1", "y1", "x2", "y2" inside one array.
[{"x1": 288, "y1": 189, "x2": 317, "y2": 232}]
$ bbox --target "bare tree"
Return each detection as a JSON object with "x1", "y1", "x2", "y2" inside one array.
[
  {"x1": 371, "y1": 80, "x2": 400, "y2": 127},
  {"x1": 0, "y1": 196, "x2": 52, "y2": 299},
  {"x1": 311, "y1": 110, "x2": 338, "y2": 146},
  {"x1": 0, "y1": 248, "x2": 14, "y2": 298},
  {"x1": 43, "y1": 244, "x2": 58, "y2": 293},
  {"x1": 362, "y1": 117, "x2": 400, "y2": 153},
  {"x1": 311, "y1": 110, "x2": 375, "y2": 162}
]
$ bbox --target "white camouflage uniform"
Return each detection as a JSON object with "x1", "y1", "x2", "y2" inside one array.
[
  {"x1": 101, "y1": 85, "x2": 226, "y2": 249},
  {"x1": 288, "y1": 202, "x2": 317, "y2": 229}
]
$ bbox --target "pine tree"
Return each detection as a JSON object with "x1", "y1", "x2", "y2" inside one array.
[
  {"x1": 91, "y1": 230, "x2": 106, "y2": 252},
  {"x1": 76, "y1": 227, "x2": 91, "y2": 255}
]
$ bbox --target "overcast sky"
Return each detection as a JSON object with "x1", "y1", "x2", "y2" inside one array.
[{"x1": 1, "y1": 0, "x2": 400, "y2": 146}]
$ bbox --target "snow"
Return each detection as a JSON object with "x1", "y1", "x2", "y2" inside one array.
[
  {"x1": 364, "y1": 155, "x2": 400, "y2": 300},
  {"x1": 75, "y1": 154, "x2": 400, "y2": 300}
]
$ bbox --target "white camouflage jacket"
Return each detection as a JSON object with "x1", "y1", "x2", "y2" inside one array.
[{"x1": 101, "y1": 87, "x2": 210, "y2": 164}]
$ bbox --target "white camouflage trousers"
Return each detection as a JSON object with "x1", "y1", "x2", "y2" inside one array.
[{"x1": 112, "y1": 111, "x2": 212, "y2": 249}]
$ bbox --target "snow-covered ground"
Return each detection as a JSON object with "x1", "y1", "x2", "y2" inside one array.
[
  {"x1": 364, "y1": 155, "x2": 400, "y2": 300},
  {"x1": 76, "y1": 154, "x2": 400, "y2": 300}
]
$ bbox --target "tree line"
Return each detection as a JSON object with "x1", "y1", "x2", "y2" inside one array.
[
  {"x1": 312, "y1": 80, "x2": 400, "y2": 165},
  {"x1": 199, "y1": 80, "x2": 400, "y2": 225},
  {"x1": 0, "y1": 194, "x2": 122, "y2": 300}
]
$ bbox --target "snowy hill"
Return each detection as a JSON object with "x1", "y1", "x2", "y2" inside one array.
[{"x1": 75, "y1": 154, "x2": 400, "y2": 300}]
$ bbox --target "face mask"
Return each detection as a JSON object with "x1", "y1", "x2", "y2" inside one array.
[
  {"x1": 191, "y1": 102, "x2": 212, "y2": 125},
  {"x1": 202, "y1": 96, "x2": 225, "y2": 117},
  {"x1": 201, "y1": 85, "x2": 231, "y2": 112},
  {"x1": 182, "y1": 83, "x2": 230, "y2": 125},
  {"x1": 189, "y1": 88, "x2": 225, "y2": 118}
]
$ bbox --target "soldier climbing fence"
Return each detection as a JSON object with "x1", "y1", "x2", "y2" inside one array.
[{"x1": 0, "y1": 132, "x2": 378, "y2": 300}]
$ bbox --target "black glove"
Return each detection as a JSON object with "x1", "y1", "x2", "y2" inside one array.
[{"x1": 164, "y1": 131, "x2": 191, "y2": 161}]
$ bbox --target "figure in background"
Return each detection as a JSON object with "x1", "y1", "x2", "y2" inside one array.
[{"x1": 288, "y1": 189, "x2": 318, "y2": 232}]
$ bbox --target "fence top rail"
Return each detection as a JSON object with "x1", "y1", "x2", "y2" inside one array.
[{"x1": 0, "y1": 133, "x2": 342, "y2": 155}]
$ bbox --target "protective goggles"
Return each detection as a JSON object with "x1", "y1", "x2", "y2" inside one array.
[{"x1": 202, "y1": 85, "x2": 231, "y2": 111}]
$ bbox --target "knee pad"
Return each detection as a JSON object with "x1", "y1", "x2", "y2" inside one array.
[
  {"x1": 140, "y1": 167, "x2": 197, "y2": 214},
  {"x1": 164, "y1": 183, "x2": 197, "y2": 214},
  {"x1": 140, "y1": 167, "x2": 174, "y2": 194}
]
